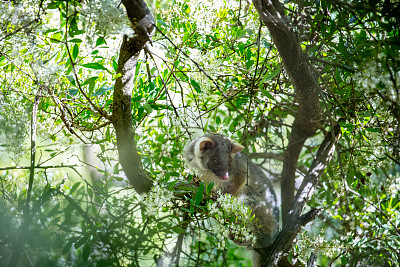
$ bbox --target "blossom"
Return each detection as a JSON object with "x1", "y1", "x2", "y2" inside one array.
[
  {"x1": 79, "y1": 0, "x2": 134, "y2": 39},
  {"x1": 142, "y1": 183, "x2": 173, "y2": 217},
  {"x1": 207, "y1": 192, "x2": 256, "y2": 245}
]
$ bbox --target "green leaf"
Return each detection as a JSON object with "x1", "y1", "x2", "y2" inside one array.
[
  {"x1": 206, "y1": 182, "x2": 214, "y2": 195},
  {"x1": 143, "y1": 103, "x2": 153, "y2": 113},
  {"x1": 47, "y1": 2, "x2": 58, "y2": 9},
  {"x1": 190, "y1": 79, "x2": 201, "y2": 93},
  {"x1": 335, "y1": 68, "x2": 343, "y2": 83},
  {"x1": 68, "y1": 89, "x2": 78, "y2": 96},
  {"x1": 50, "y1": 32, "x2": 62, "y2": 43},
  {"x1": 157, "y1": 19, "x2": 169, "y2": 28},
  {"x1": 112, "y1": 58, "x2": 118, "y2": 72},
  {"x1": 42, "y1": 52, "x2": 58, "y2": 64},
  {"x1": 87, "y1": 187, "x2": 93, "y2": 200},
  {"x1": 259, "y1": 88, "x2": 274, "y2": 100},
  {"x1": 47, "y1": 203, "x2": 61, "y2": 217},
  {"x1": 81, "y1": 63, "x2": 111, "y2": 73},
  {"x1": 83, "y1": 76, "x2": 98, "y2": 95},
  {"x1": 132, "y1": 94, "x2": 143, "y2": 102},
  {"x1": 62, "y1": 241, "x2": 73, "y2": 255},
  {"x1": 68, "y1": 38, "x2": 83, "y2": 43},
  {"x1": 68, "y1": 17, "x2": 79, "y2": 37},
  {"x1": 134, "y1": 61, "x2": 142, "y2": 81},
  {"x1": 181, "y1": 207, "x2": 195, "y2": 213},
  {"x1": 74, "y1": 234, "x2": 90, "y2": 249},
  {"x1": 105, "y1": 126, "x2": 111, "y2": 141},
  {"x1": 72, "y1": 44, "x2": 79, "y2": 61},
  {"x1": 172, "y1": 227, "x2": 186, "y2": 234},
  {"x1": 92, "y1": 85, "x2": 113, "y2": 96},
  {"x1": 114, "y1": 176, "x2": 124, "y2": 181},
  {"x1": 70, "y1": 182, "x2": 81, "y2": 194},
  {"x1": 195, "y1": 182, "x2": 204, "y2": 205},
  {"x1": 365, "y1": 127, "x2": 380, "y2": 132},
  {"x1": 261, "y1": 66, "x2": 281, "y2": 82},
  {"x1": 82, "y1": 242, "x2": 91, "y2": 262},
  {"x1": 66, "y1": 75, "x2": 76, "y2": 86},
  {"x1": 246, "y1": 59, "x2": 255, "y2": 69},
  {"x1": 95, "y1": 37, "x2": 107, "y2": 47}
]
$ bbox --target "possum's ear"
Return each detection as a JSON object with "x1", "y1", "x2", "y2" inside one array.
[
  {"x1": 196, "y1": 137, "x2": 215, "y2": 153},
  {"x1": 231, "y1": 142, "x2": 244, "y2": 154}
]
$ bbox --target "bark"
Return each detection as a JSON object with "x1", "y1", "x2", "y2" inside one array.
[
  {"x1": 112, "y1": 0, "x2": 154, "y2": 194},
  {"x1": 252, "y1": 0, "x2": 322, "y2": 223},
  {"x1": 251, "y1": 0, "x2": 340, "y2": 265}
]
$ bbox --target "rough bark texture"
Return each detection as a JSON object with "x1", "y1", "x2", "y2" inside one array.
[
  {"x1": 252, "y1": 0, "x2": 322, "y2": 223},
  {"x1": 112, "y1": 0, "x2": 154, "y2": 194}
]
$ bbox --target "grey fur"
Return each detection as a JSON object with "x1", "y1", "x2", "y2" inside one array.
[{"x1": 185, "y1": 133, "x2": 279, "y2": 264}]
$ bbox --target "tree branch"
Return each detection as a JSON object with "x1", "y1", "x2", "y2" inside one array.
[
  {"x1": 252, "y1": 0, "x2": 322, "y2": 223},
  {"x1": 112, "y1": 0, "x2": 155, "y2": 194},
  {"x1": 248, "y1": 152, "x2": 284, "y2": 161},
  {"x1": 259, "y1": 126, "x2": 341, "y2": 266}
]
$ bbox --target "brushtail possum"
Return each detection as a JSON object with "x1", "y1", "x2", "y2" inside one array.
[{"x1": 184, "y1": 133, "x2": 279, "y2": 263}]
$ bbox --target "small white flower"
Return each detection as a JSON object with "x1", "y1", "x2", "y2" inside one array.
[
  {"x1": 142, "y1": 183, "x2": 173, "y2": 217},
  {"x1": 207, "y1": 192, "x2": 256, "y2": 245}
]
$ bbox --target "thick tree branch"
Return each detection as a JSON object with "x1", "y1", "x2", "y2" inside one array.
[
  {"x1": 252, "y1": 0, "x2": 322, "y2": 223},
  {"x1": 112, "y1": 0, "x2": 154, "y2": 194},
  {"x1": 259, "y1": 127, "x2": 341, "y2": 266}
]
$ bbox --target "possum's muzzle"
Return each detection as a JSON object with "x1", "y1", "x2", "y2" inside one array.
[{"x1": 219, "y1": 172, "x2": 229, "y2": 180}]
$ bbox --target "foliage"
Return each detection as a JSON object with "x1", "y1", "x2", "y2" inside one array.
[{"x1": 0, "y1": 0, "x2": 399, "y2": 266}]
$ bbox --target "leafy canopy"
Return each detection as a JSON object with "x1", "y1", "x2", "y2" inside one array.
[{"x1": 0, "y1": 0, "x2": 399, "y2": 266}]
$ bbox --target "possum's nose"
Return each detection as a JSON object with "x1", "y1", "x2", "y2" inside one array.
[{"x1": 220, "y1": 172, "x2": 229, "y2": 180}]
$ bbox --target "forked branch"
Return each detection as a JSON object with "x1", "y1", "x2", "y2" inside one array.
[{"x1": 259, "y1": 127, "x2": 341, "y2": 266}]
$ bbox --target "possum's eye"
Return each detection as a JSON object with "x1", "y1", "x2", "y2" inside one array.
[{"x1": 212, "y1": 158, "x2": 219, "y2": 165}]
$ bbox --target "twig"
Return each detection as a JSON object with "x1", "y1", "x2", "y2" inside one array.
[
  {"x1": 155, "y1": 25, "x2": 244, "y2": 119},
  {"x1": 309, "y1": 56, "x2": 354, "y2": 72},
  {"x1": 64, "y1": 1, "x2": 111, "y2": 120},
  {"x1": 0, "y1": 164, "x2": 85, "y2": 171}
]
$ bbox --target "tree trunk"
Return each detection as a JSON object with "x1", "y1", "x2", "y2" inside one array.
[
  {"x1": 251, "y1": 0, "x2": 341, "y2": 265},
  {"x1": 112, "y1": 0, "x2": 155, "y2": 194}
]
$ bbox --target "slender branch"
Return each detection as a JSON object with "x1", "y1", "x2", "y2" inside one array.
[
  {"x1": 248, "y1": 152, "x2": 284, "y2": 161},
  {"x1": 307, "y1": 252, "x2": 318, "y2": 267},
  {"x1": 45, "y1": 85, "x2": 87, "y2": 143},
  {"x1": 0, "y1": 164, "x2": 85, "y2": 171},
  {"x1": 309, "y1": 56, "x2": 354, "y2": 72},
  {"x1": 57, "y1": 189, "x2": 95, "y2": 226},
  {"x1": 64, "y1": 1, "x2": 111, "y2": 120},
  {"x1": 0, "y1": 17, "x2": 40, "y2": 43},
  {"x1": 8, "y1": 85, "x2": 43, "y2": 267},
  {"x1": 74, "y1": 121, "x2": 113, "y2": 131},
  {"x1": 154, "y1": 26, "x2": 244, "y2": 118}
]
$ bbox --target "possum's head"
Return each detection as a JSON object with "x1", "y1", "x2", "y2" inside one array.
[{"x1": 184, "y1": 134, "x2": 244, "y2": 181}]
